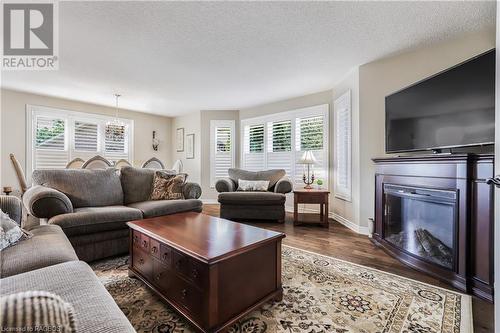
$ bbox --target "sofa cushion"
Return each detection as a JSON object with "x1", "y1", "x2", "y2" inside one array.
[
  {"x1": 0, "y1": 225, "x2": 78, "y2": 278},
  {"x1": 228, "y1": 168, "x2": 286, "y2": 190},
  {"x1": 120, "y1": 166, "x2": 177, "y2": 204},
  {"x1": 32, "y1": 169, "x2": 124, "y2": 208},
  {"x1": 48, "y1": 206, "x2": 143, "y2": 237},
  {"x1": 128, "y1": 199, "x2": 203, "y2": 218},
  {"x1": 0, "y1": 261, "x2": 136, "y2": 333},
  {"x1": 218, "y1": 192, "x2": 286, "y2": 205}
]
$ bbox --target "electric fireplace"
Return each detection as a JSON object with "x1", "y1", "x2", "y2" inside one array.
[
  {"x1": 372, "y1": 154, "x2": 495, "y2": 302},
  {"x1": 383, "y1": 184, "x2": 457, "y2": 270}
]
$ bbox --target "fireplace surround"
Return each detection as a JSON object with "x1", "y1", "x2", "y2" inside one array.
[{"x1": 372, "y1": 154, "x2": 494, "y2": 302}]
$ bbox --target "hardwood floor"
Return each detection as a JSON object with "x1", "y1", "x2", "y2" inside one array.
[{"x1": 202, "y1": 204, "x2": 494, "y2": 333}]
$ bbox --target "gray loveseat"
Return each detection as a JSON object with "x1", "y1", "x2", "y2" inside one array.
[
  {"x1": 0, "y1": 195, "x2": 136, "y2": 333},
  {"x1": 215, "y1": 168, "x2": 293, "y2": 222},
  {"x1": 23, "y1": 166, "x2": 202, "y2": 262}
]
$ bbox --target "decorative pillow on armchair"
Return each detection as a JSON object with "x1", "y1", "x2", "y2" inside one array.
[
  {"x1": 0, "y1": 209, "x2": 32, "y2": 251},
  {"x1": 150, "y1": 171, "x2": 187, "y2": 200},
  {"x1": 237, "y1": 180, "x2": 270, "y2": 191}
]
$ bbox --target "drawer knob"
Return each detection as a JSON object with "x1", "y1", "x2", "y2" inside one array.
[
  {"x1": 155, "y1": 274, "x2": 161, "y2": 281},
  {"x1": 152, "y1": 246, "x2": 158, "y2": 253},
  {"x1": 142, "y1": 240, "x2": 148, "y2": 248},
  {"x1": 181, "y1": 289, "x2": 187, "y2": 299},
  {"x1": 191, "y1": 268, "x2": 198, "y2": 279},
  {"x1": 162, "y1": 253, "x2": 169, "y2": 260},
  {"x1": 139, "y1": 258, "x2": 144, "y2": 265}
]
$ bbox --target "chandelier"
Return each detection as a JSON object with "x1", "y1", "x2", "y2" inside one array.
[{"x1": 106, "y1": 94, "x2": 125, "y2": 136}]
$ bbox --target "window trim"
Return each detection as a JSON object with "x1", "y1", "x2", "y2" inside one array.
[
  {"x1": 26, "y1": 104, "x2": 134, "y2": 181},
  {"x1": 240, "y1": 104, "x2": 329, "y2": 187},
  {"x1": 210, "y1": 119, "x2": 236, "y2": 188}
]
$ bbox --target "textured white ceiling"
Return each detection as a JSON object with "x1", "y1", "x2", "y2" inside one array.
[{"x1": 1, "y1": 1, "x2": 495, "y2": 116}]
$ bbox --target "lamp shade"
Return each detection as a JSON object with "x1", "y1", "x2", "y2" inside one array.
[{"x1": 298, "y1": 151, "x2": 317, "y2": 165}]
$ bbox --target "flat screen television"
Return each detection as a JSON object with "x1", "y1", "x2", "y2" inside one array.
[{"x1": 385, "y1": 49, "x2": 495, "y2": 153}]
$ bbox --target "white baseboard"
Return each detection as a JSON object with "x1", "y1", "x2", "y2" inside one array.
[
  {"x1": 285, "y1": 206, "x2": 369, "y2": 235},
  {"x1": 331, "y1": 213, "x2": 369, "y2": 236}
]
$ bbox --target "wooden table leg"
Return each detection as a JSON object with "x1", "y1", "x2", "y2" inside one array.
[
  {"x1": 294, "y1": 194, "x2": 298, "y2": 226},
  {"x1": 323, "y1": 196, "x2": 329, "y2": 228},
  {"x1": 320, "y1": 203, "x2": 324, "y2": 219}
]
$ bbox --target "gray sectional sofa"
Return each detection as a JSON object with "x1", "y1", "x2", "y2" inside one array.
[
  {"x1": 216, "y1": 168, "x2": 293, "y2": 222},
  {"x1": 23, "y1": 166, "x2": 202, "y2": 261},
  {"x1": 0, "y1": 195, "x2": 136, "y2": 332}
]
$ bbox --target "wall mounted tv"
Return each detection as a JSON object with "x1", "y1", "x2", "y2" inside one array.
[{"x1": 385, "y1": 49, "x2": 495, "y2": 153}]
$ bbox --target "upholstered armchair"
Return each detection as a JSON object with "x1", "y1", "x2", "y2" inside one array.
[{"x1": 215, "y1": 168, "x2": 293, "y2": 223}]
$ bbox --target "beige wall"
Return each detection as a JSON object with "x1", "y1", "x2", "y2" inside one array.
[
  {"x1": 200, "y1": 110, "x2": 240, "y2": 201},
  {"x1": 170, "y1": 111, "x2": 202, "y2": 185},
  {"x1": 0, "y1": 89, "x2": 172, "y2": 194},
  {"x1": 332, "y1": 68, "x2": 360, "y2": 228},
  {"x1": 357, "y1": 28, "x2": 496, "y2": 228}
]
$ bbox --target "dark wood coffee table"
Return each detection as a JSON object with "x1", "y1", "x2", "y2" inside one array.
[{"x1": 127, "y1": 212, "x2": 285, "y2": 333}]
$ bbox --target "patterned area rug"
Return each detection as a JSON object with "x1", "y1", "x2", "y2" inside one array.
[{"x1": 91, "y1": 246, "x2": 472, "y2": 333}]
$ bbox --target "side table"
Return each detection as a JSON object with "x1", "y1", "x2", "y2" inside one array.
[{"x1": 293, "y1": 189, "x2": 330, "y2": 227}]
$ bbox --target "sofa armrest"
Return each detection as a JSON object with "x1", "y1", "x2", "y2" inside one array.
[
  {"x1": 0, "y1": 195, "x2": 23, "y2": 225},
  {"x1": 23, "y1": 185, "x2": 73, "y2": 219},
  {"x1": 183, "y1": 182, "x2": 202, "y2": 199},
  {"x1": 274, "y1": 177, "x2": 293, "y2": 194},
  {"x1": 215, "y1": 178, "x2": 237, "y2": 193}
]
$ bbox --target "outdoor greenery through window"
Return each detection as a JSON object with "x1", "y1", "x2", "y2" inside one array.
[
  {"x1": 249, "y1": 124, "x2": 264, "y2": 153},
  {"x1": 299, "y1": 116, "x2": 323, "y2": 150},
  {"x1": 272, "y1": 120, "x2": 291, "y2": 152},
  {"x1": 36, "y1": 118, "x2": 65, "y2": 149}
]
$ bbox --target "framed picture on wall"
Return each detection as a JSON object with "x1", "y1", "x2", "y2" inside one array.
[
  {"x1": 186, "y1": 134, "x2": 195, "y2": 159},
  {"x1": 176, "y1": 128, "x2": 184, "y2": 152}
]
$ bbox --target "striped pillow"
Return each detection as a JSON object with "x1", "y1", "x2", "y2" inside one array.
[{"x1": 1, "y1": 291, "x2": 77, "y2": 332}]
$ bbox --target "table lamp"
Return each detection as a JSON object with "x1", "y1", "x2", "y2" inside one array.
[{"x1": 298, "y1": 151, "x2": 317, "y2": 189}]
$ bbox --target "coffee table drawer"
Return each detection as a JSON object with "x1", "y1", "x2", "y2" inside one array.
[
  {"x1": 160, "y1": 244, "x2": 172, "y2": 266},
  {"x1": 150, "y1": 238, "x2": 160, "y2": 259},
  {"x1": 132, "y1": 230, "x2": 141, "y2": 248},
  {"x1": 173, "y1": 251, "x2": 207, "y2": 288},
  {"x1": 152, "y1": 259, "x2": 171, "y2": 292},
  {"x1": 133, "y1": 248, "x2": 153, "y2": 279},
  {"x1": 169, "y1": 275, "x2": 204, "y2": 318}
]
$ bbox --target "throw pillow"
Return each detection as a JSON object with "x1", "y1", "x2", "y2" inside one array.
[
  {"x1": 1, "y1": 291, "x2": 77, "y2": 333},
  {"x1": 237, "y1": 179, "x2": 270, "y2": 191},
  {"x1": 150, "y1": 171, "x2": 187, "y2": 200},
  {"x1": 0, "y1": 209, "x2": 32, "y2": 251}
]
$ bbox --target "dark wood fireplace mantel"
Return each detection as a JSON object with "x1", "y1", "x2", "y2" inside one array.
[{"x1": 372, "y1": 153, "x2": 494, "y2": 302}]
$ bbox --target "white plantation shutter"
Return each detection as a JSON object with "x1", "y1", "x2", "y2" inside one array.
[
  {"x1": 27, "y1": 106, "x2": 134, "y2": 179},
  {"x1": 210, "y1": 120, "x2": 235, "y2": 186},
  {"x1": 243, "y1": 124, "x2": 265, "y2": 171},
  {"x1": 240, "y1": 104, "x2": 328, "y2": 188},
  {"x1": 104, "y1": 124, "x2": 129, "y2": 161},
  {"x1": 295, "y1": 115, "x2": 327, "y2": 184},
  {"x1": 267, "y1": 120, "x2": 293, "y2": 175},
  {"x1": 34, "y1": 116, "x2": 69, "y2": 169},
  {"x1": 334, "y1": 90, "x2": 352, "y2": 201},
  {"x1": 74, "y1": 121, "x2": 98, "y2": 152}
]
